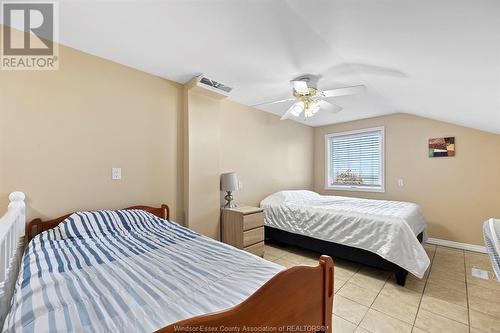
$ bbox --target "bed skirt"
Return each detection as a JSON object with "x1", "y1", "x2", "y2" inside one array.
[{"x1": 265, "y1": 226, "x2": 424, "y2": 286}]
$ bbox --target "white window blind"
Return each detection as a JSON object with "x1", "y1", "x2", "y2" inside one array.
[{"x1": 326, "y1": 127, "x2": 384, "y2": 192}]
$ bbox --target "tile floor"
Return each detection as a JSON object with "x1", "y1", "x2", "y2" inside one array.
[{"x1": 264, "y1": 242, "x2": 500, "y2": 333}]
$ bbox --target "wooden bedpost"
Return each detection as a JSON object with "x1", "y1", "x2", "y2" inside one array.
[
  {"x1": 156, "y1": 255, "x2": 334, "y2": 333},
  {"x1": 321, "y1": 255, "x2": 334, "y2": 333}
]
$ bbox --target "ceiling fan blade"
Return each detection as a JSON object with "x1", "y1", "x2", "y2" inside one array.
[
  {"x1": 318, "y1": 100, "x2": 342, "y2": 114},
  {"x1": 281, "y1": 102, "x2": 303, "y2": 120},
  {"x1": 251, "y1": 97, "x2": 296, "y2": 108},
  {"x1": 290, "y1": 80, "x2": 309, "y2": 94},
  {"x1": 320, "y1": 85, "x2": 366, "y2": 98}
]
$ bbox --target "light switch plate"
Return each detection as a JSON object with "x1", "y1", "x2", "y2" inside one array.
[
  {"x1": 398, "y1": 179, "x2": 404, "y2": 187},
  {"x1": 471, "y1": 267, "x2": 489, "y2": 280},
  {"x1": 111, "y1": 168, "x2": 122, "y2": 180}
]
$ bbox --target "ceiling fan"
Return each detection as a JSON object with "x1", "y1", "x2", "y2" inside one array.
[{"x1": 252, "y1": 75, "x2": 366, "y2": 120}]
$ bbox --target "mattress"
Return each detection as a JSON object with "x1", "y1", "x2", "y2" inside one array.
[
  {"x1": 3, "y1": 210, "x2": 283, "y2": 333},
  {"x1": 261, "y1": 190, "x2": 429, "y2": 278}
]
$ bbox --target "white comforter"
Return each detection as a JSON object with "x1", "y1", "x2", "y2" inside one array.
[{"x1": 261, "y1": 191, "x2": 430, "y2": 278}]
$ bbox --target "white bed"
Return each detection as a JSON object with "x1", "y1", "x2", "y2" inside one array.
[{"x1": 261, "y1": 190, "x2": 430, "y2": 278}]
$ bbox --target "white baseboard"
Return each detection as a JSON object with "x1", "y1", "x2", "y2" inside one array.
[{"x1": 426, "y1": 237, "x2": 487, "y2": 253}]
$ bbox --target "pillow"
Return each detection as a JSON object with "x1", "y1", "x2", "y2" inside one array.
[
  {"x1": 53, "y1": 209, "x2": 159, "y2": 240},
  {"x1": 261, "y1": 190, "x2": 319, "y2": 207}
]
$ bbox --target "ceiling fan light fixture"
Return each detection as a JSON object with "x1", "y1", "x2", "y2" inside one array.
[
  {"x1": 301, "y1": 100, "x2": 320, "y2": 119},
  {"x1": 290, "y1": 102, "x2": 304, "y2": 117},
  {"x1": 309, "y1": 101, "x2": 321, "y2": 115},
  {"x1": 291, "y1": 80, "x2": 310, "y2": 95},
  {"x1": 257, "y1": 74, "x2": 366, "y2": 121}
]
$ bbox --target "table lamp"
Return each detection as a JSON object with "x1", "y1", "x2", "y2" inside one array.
[{"x1": 221, "y1": 172, "x2": 240, "y2": 208}]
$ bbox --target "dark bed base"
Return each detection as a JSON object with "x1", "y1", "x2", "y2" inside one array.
[{"x1": 265, "y1": 226, "x2": 424, "y2": 286}]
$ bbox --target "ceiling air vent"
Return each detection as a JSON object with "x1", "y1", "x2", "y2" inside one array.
[{"x1": 193, "y1": 75, "x2": 232, "y2": 98}]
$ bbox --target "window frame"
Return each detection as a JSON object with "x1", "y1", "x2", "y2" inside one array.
[{"x1": 324, "y1": 126, "x2": 385, "y2": 193}]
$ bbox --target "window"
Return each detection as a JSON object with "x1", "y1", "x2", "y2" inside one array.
[{"x1": 325, "y1": 127, "x2": 384, "y2": 192}]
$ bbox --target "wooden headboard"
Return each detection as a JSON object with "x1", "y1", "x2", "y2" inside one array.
[{"x1": 26, "y1": 204, "x2": 170, "y2": 243}]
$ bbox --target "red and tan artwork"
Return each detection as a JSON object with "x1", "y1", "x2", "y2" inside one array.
[{"x1": 428, "y1": 137, "x2": 455, "y2": 157}]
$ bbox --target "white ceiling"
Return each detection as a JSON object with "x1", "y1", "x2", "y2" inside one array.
[{"x1": 11, "y1": 0, "x2": 500, "y2": 132}]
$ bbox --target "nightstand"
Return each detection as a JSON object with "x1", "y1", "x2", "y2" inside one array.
[{"x1": 221, "y1": 206, "x2": 264, "y2": 257}]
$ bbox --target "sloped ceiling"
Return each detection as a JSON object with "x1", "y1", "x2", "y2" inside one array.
[{"x1": 8, "y1": 0, "x2": 500, "y2": 132}]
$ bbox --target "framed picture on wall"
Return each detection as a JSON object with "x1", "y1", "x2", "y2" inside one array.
[{"x1": 428, "y1": 137, "x2": 455, "y2": 157}]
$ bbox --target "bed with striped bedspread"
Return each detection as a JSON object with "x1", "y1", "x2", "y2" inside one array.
[{"x1": 3, "y1": 210, "x2": 283, "y2": 333}]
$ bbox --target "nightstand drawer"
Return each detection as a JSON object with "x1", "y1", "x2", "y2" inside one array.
[
  {"x1": 245, "y1": 241, "x2": 264, "y2": 257},
  {"x1": 243, "y1": 226, "x2": 264, "y2": 247},
  {"x1": 243, "y1": 212, "x2": 264, "y2": 231}
]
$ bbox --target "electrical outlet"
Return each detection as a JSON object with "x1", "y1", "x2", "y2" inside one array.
[
  {"x1": 111, "y1": 168, "x2": 122, "y2": 180},
  {"x1": 398, "y1": 179, "x2": 404, "y2": 187}
]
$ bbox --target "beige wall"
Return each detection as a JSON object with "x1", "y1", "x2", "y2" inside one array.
[
  {"x1": 219, "y1": 100, "x2": 314, "y2": 207},
  {"x1": 184, "y1": 89, "x2": 314, "y2": 240},
  {"x1": 184, "y1": 89, "x2": 222, "y2": 238},
  {"x1": 0, "y1": 43, "x2": 184, "y2": 221},
  {"x1": 314, "y1": 113, "x2": 500, "y2": 245}
]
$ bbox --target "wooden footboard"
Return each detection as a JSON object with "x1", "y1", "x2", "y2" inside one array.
[{"x1": 156, "y1": 255, "x2": 334, "y2": 333}]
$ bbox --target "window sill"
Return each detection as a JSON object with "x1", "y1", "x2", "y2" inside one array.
[{"x1": 324, "y1": 185, "x2": 385, "y2": 193}]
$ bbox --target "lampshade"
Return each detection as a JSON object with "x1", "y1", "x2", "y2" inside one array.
[{"x1": 221, "y1": 172, "x2": 239, "y2": 191}]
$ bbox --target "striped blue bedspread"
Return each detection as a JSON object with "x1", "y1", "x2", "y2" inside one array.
[{"x1": 3, "y1": 210, "x2": 283, "y2": 332}]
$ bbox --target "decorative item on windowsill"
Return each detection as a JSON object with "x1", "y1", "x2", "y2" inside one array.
[
  {"x1": 221, "y1": 172, "x2": 240, "y2": 208},
  {"x1": 335, "y1": 169, "x2": 363, "y2": 185}
]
